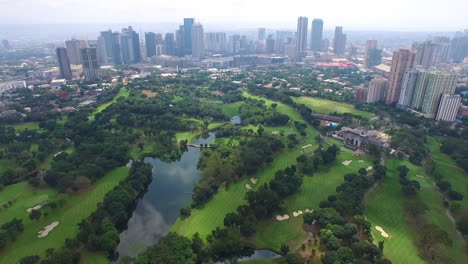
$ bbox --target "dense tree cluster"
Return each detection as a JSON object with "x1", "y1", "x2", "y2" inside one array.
[
  {"x1": 238, "y1": 99, "x2": 290, "y2": 126},
  {"x1": 296, "y1": 144, "x2": 340, "y2": 174},
  {"x1": 76, "y1": 161, "x2": 152, "y2": 257},
  {"x1": 0, "y1": 218, "x2": 24, "y2": 249},
  {"x1": 192, "y1": 135, "x2": 285, "y2": 207},
  {"x1": 397, "y1": 165, "x2": 421, "y2": 196},
  {"x1": 440, "y1": 138, "x2": 468, "y2": 172},
  {"x1": 389, "y1": 128, "x2": 428, "y2": 165}
]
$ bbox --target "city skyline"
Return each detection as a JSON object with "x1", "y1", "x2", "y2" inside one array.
[{"x1": 0, "y1": 0, "x2": 467, "y2": 31}]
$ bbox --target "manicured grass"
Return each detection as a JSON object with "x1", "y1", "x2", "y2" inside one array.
[
  {"x1": 0, "y1": 167, "x2": 130, "y2": 263},
  {"x1": 89, "y1": 87, "x2": 129, "y2": 121},
  {"x1": 243, "y1": 92, "x2": 304, "y2": 122},
  {"x1": 223, "y1": 102, "x2": 244, "y2": 117},
  {"x1": 241, "y1": 259, "x2": 277, "y2": 264},
  {"x1": 292, "y1": 97, "x2": 374, "y2": 119},
  {"x1": 366, "y1": 159, "x2": 468, "y2": 264},
  {"x1": 251, "y1": 153, "x2": 373, "y2": 251},
  {"x1": 80, "y1": 250, "x2": 111, "y2": 264},
  {"x1": 175, "y1": 122, "x2": 225, "y2": 143},
  {"x1": 426, "y1": 136, "x2": 468, "y2": 211},
  {"x1": 11, "y1": 122, "x2": 41, "y2": 132},
  {"x1": 0, "y1": 159, "x2": 14, "y2": 174}
]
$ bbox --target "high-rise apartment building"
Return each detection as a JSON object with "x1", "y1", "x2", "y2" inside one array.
[
  {"x1": 333, "y1": 26, "x2": 347, "y2": 55},
  {"x1": 397, "y1": 69, "x2": 419, "y2": 109},
  {"x1": 420, "y1": 71, "x2": 458, "y2": 117},
  {"x1": 367, "y1": 77, "x2": 387, "y2": 103},
  {"x1": 55, "y1": 47, "x2": 73, "y2": 80},
  {"x1": 451, "y1": 35, "x2": 468, "y2": 63},
  {"x1": 2, "y1": 40, "x2": 10, "y2": 49},
  {"x1": 191, "y1": 23, "x2": 204, "y2": 58},
  {"x1": 412, "y1": 42, "x2": 437, "y2": 69},
  {"x1": 145, "y1": 32, "x2": 157, "y2": 57},
  {"x1": 385, "y1": 49, "x2": 414, "y2": 104},
  {"x1": 176, "y1": 26, "x2": 184, "y2": 57},
  {"x1": 97, "y1": 36, "x2": 108, "y2": 65},
  {"x1": 80, "y1": 48, "x2": 101, "y2": 82},
  {"x1": 355, "y1": 87, "x2": 368, "y2": 103},
  {"x1": 364, "y1": 40, "x2": 382, "y2": 68},
  {"x1": 258, "y1": 28, "x2": 266, "y2": 41},
  {"x1": 295, "y1": 16, "x2": 308, "y2": 59},
  {"x1": 65, "y1": 39, "x2": 87, "y2": 65},
  {"x1": 165, "y1": 33, "x2": 175, "y2": 56},
  {"x1": 206, "y1": 32, "x2": 227, "y2": 53},
  {"x1": 122, "y1": 26, "x2": 141, "y2": 63},
  {"x1": 183, "y1": 18, "x2": 195, "y2": 55},
  {"x1": 435, "y1": 94, "x2": 461, "y2": 122},
  {"x1": 310, "y1": 19, "x2": 323, "y2": 52}
]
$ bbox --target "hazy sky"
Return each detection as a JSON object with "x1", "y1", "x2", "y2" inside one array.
[{"x1": 0, "y1": 0, "x2": 467, "y2": 31}]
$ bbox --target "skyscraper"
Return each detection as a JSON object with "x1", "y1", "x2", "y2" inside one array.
[
  {"x1": 364, "y1": 40, "x2": 382, "y2": 68},
  {"x1": 421, "y1": 71, "x2": 458, "y2": 117},
  {"x1": 123, "y1": 26, "x2": 141, "y2": 63},
  {"x1": 385, "y1": 49, "x2": 414, "y2": 104},
  {"x1": 333, "y1": 26, "x2": 347, "y2": 55},
  {"x1": 367, "y1": 77, "x2": 387, "y2": 103},
  {"x1": 191, "y1": 23, "x2": 204, "y2": 58},
  {"x1": 55, "y1": 47, "x2": 73, "y2": 80},
  {"x1": 450, "y1": 35, "x2": 468, "y2": 63},
  {"x1": 65, "y1": 39, "x2": 87, "y2": 65},
  {"x1": 205, "y1": 32, "x2": 226, "y2": 53},
  {"x1": 397, "y1": 69, "x2": 419, "y2": 109},
  {"x1": 183, "y1": 18, "x2": 195, "y2": 55},
  {"x1": 411, "y1": 69, "x2": 431, "y2": 110},
  {"x1": 266, "y1": 35, "x2": 275, "y2": 54},
  {"x1": 80, "y1": 48, "x2": 101, "y2": 82},
  {"x1": 435, "y1": 94, "x2": 461, "y2": 122},
  {"x1": 145, "y1": 32, "x2": 157, "y2": 57},
  {"x1": 413, "y1": 42, "x2": 437, "y2": 69},
  {"x1": 258, "y1": 28, "x2": 266, "y2": 41},
  {"x1": 97, "y1": 36, "x2": 108, "y2": 65},
  {"x1": 295, "y1": 16, "x2": 308, "y2": 59},
  {"x1": 2, "y1": 40, "x2": 10, "y2": 49},
  {"x1": 310, "y1": 19, "x2": 323, "y2": 52},
  {"x1": 165, "y1": 33, "x2": 175, "y2": 55},
  {"x1": 355, "y1": 87, "x2": 368, "y2": 103},
  {"x1": 176, "y1": 26, "x2": 184, "y2": 57}
]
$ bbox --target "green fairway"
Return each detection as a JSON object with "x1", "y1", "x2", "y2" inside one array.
[
  {"x1": 223, "y1": 102, "x2": 244, "y2": 117},
  {"x1": 11, "y1": 122, "x2": 41, "y2": 132},
  {"x1": 240, "y1": 259, "x2": 277, "y2": 264},
  {"x1": 366, "y1": 159, "x2": 467, "y2": 264},
  {"x1": 80, "y1": 250, "x2": 111, "y2": 264},
  {"x1": 243, "y1": 92, "x2": 304, "y2": 122},
  {"x1": 89, "y1": 87, "x2": 129, "y2": 121},
  {"x1": 292, "y1": 96, "x2": 374, "y2": 119},
  {"x1": 251, "y1": 153, "x2": 373, "y2": 251},
  {"x1": 0, "y1": 167, "x2": 130, "y2": 263},
  {"x1": 426, "y1": 136, "x2": 468, "y2": 211}
]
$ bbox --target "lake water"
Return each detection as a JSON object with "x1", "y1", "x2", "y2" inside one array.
[{"x1": 115, "y1": 132, "x2": 216, "y2": 260}]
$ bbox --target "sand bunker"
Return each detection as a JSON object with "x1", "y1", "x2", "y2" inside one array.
[
  {"x1": 293, "y1": 210, "x2": 304, "y2": 217},
  {"x1": 38, "y1": 221, "x2": 59, "y2": 238},
  {"x1": 276, "y1": 214, "x2": 290, "y2": 221},
  {"x1": 271, "y1": 131, "x2": 280, "y2": 135},
  {"x1": 305, "y1": 209, "x2": 313, "y2": 213},
  {"x1": 302, "y1": 144, "x2": 312, "y2": 149},
  {"x1": 250, "y1": 178, "x2": 258, "y2": 184},
  {"x1": 342, "y1": 160, "x2": 353, "y2": 166},
  {"x1": 26, "y1": 204, "x2": 43, "y2": 213},
  {"x1": 358, "y1": 160, "x2": 365, "y2": 163},
  {"x1": 366, "y1": 166, "x2": 373, "y2": 171},
  {"x1": 375, "y1": 226, "x2": 389, "y2": 238},
  {"x1": 245, "y1": 184, "x2": 252, "y2": 190}
]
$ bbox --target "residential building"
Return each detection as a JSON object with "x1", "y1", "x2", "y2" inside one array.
[
  {"x1": 80, "y1": 48, "x2": 101, "y2": 82},
  {"x1": 1, "y1": 40, "x2": 9, "y2": 49},
  {"x1": 258, "y1": 28, "x2": 266, "y2": 41},
  {"x1": 266, "y1": 35, "x2": 275, "y2": 54},
  {"x1": 367, "y1": 77, "x2": 387, "y2": 103},
  {"x1": 191, "y1": 23, "x2": 204, "y2": 58},
  {"x1": 333, "y1": 26, "x2": 346, "y2": 55},
  {"x1": 364, "y1": 40, "x2": 382, "y2": 68},
  {"x1": 145, "y1": 32, "x2": 157, "y2": 57},
  {"x1": 176, "y1": 26, "x2": 184, "y2": 56},
  {"x1": 295, "y1": 16, "x2": 308, "y2": 59},
  {"x1": 355, "y1": 86, "x2": 368, "y2": 103},
  {"x1": 397, "y1": 69, "x2": 419, "y2": 109},
  {"x1": 205, "y1": 32, "x2": 226, "y2": 53},
  {"x1": 310, "y1": 19, "x2": 323, "y2": 52},
  {"x1": 435, "y1": 94, "x2": 461, "y2": 122},
  {"x1": 65, "y1": 39, "x2": 87, "y2": 65},
  {"x1": 165, "y1": 33, "x2": 175, "y2": 56},
  {"x1": 412, "y1": 42, "x2": 437, "y2": 68},
  {"x1": 55, "y1": 47, "x2": 73, "y2": 80},
  {"x1": 385, "y1": 49, "x2": 414, "y2": 104},
  {"x1": 421, "y1": 71, "x2": 458, "y2": 117}
]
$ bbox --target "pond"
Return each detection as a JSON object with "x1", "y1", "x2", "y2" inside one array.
[{"x1": 115, "y1": 132, "x2": 216, "y2": 260}]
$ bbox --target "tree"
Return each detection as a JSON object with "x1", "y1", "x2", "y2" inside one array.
[
  {"x1": 19, "y1": 255, "x2": 40, "y2": 264},
  {"x1": 136, "y1": 233, "x2": 196, "y2": 264},
  {"x1": 448, "y1": 190, "x2": 464, "y2": 201},
  {"x1": 280, "y1": 244, "x2": 290, "y2": 255},
  {"x1": 29, "y1": 209, "x2": 42, "y2": 221}
]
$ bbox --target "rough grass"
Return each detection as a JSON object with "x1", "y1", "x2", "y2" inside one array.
[
  {"x1": 366, "y1": 159, "x2": 468, "y2": 264},
  {"x1": 89, "y1": 87, "x2": 129, "y2": 121},
  {"x1": 0, "y1": 167, "x2": 130, "y2": 263},
  {"x1": 251, "y1": 153, "x2": 373, "y2": 251},
  {"x1": 243, "y1": 92, "x2": 304, "y2": 122},
  {"x1": 11, "y1": 122, "x2": 41, "y2": 132},
  {"x1": 292, "y1": 97, "x2": 374, "y2": 119},
  {"x1": 223, "y1": 102, "x2": 245, "y2": 117}
]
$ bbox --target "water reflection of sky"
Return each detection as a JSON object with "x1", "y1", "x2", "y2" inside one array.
[{"x1": 116, "y1": 133, "x2": 216, "y2": 260}]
